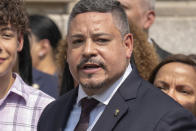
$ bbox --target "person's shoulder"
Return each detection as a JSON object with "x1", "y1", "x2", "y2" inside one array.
[
  {"x1": 46, "y1": 88, "x2": 77, "y2": 108},
  {"x1": 132, "y1": 80, "x2": 196, "y2": 130},
  {"x1": 138, "y1": 80, "x2": 181, "y2": 108},
  {"x1": 17, "y1": 73, "x2": 55, "y2": 108},
  {"x1": 156, "y1": 106, "x2": 196, "y2": 127},
  {"x1": 38, "y1": 88, "x2": 77, "y2": 123},
  {"x1": 24, "y1": 84, "x2": 54, "y2": 107},
  {"x1": 137, "y1": 80, "x2": 193, "y2": 116},
  {"x1": 33, "y1": 68, "x2": 57, "y2": 79}
]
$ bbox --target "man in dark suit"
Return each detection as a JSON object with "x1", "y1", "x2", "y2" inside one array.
[
  {"x1": 38, "y1": 0, "x2": 196, "y2": 130},
  {"x1": 118, "y1": 0, "x2": 171, "y2": 60}
]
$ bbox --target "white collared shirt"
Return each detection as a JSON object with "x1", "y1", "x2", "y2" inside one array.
[{"x1": 64, "y1": 64, "x2": 132, "y2": 131}]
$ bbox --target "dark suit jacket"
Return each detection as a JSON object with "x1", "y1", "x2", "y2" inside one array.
[
  {"x1": 38, "y1": 65, "x2": 196, "y2": 131},
  {"x1": 151, "y1": 38, "x2": 171, "y2": 61},
  {"x1": 32, "y1": 68, "x2": 59, "y2": 98}
]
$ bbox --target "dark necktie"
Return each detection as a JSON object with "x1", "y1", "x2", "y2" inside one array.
[{"x1": 74, "y1": 97, "x2": 99, "y2": 131}]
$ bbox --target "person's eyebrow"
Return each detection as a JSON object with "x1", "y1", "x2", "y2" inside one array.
[
  {"x1": 70, "y1": 33, "x2": 113, "y2": 39},
  {"x1": 71, "y1": 34, "x2": 84, "y2": 38},
  {"x1": 156, "y1": 80, "x2": 169, "y2": 87},
  {"x1": 0, "y1": 27, "x2": 14, "y2": 32},
  {"x1": 92, "y1": 33, "x2": 113, "y2": 37}
]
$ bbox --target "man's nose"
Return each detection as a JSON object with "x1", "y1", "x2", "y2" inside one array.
[
  {"x1": 167, "y1": 89, "x2": 178, "y2": 102},
  {"x1": 82, "y1": 39, "x2": 97, "y2": 57}
]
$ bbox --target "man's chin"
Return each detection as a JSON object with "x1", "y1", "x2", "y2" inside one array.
[
  {"x1": 80, "y1": 79, "x2": 106, "y2": 90},
  {"x1": 81, "y1": 81, "x2": 107, "y2": 96}
]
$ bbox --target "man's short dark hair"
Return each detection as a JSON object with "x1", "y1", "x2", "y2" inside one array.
[
  {"x1": 0, "y1": 0, "x2": 28, "y2": 34},
  {"x1": 68, "y1": 0, "x2": 130, "y2": 37}
]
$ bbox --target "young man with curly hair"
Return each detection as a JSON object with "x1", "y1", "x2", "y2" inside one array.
[{"x1": 0, "y1": 0, "x2": 54, "y2": 130}]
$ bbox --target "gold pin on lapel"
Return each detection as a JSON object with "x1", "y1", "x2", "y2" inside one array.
[{"x1": 114, "y1": 109, "x2": 120, "y2": 117}]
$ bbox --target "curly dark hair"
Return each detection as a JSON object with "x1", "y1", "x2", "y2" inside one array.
[{"x1": 0, "y1": 0, "x2": 28, "y2": 33}]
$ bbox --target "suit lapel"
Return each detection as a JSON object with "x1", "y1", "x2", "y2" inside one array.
[
  {"x1": 92, "y1": 64, "x2": 142, "y2": 131},
  {"x1": 55, "y1": 88, "x2": 78, "y2": 130},
  {"x1": 92, "y1": 91, "x2": 128, "y2": 131}
]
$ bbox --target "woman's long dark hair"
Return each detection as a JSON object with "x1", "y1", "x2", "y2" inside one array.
[
  {"x1": 18, "y1": 33, "x2": 32, "y2": 85},
  {"x1": 60, "y1": 62, "x2": 74, "y2": 95},
  {"x1": 29, "y1": 14, "x2": 62, "y2": 50}
]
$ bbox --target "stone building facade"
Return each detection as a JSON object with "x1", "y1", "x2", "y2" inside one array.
[
  {"x1": 150, "y1": 0, "x2": 196, "y2": 54},
  {"x1": 24, "y1": 0, "x2": 196, "y2": 54},
  {"x1": 25, "y1": 0, "x2": 77, "y2": 35}
]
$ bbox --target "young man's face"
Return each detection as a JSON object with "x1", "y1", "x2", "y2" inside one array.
[{"x1": 0, "y1": 25, "x2": 23, "y2": 77}]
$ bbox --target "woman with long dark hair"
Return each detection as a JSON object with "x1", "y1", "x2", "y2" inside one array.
[{"x1": 29, "y1": 14, "x2": 62, "y2": 98}]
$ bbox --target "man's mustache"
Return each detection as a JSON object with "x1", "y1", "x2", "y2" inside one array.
[{"x1": 77, "y1": 57, "x2": 105, "y2": 70}]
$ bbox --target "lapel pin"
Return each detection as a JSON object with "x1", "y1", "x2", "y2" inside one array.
[{"x1": 114, "y1": 109, "x2": 120, "y2": 117}]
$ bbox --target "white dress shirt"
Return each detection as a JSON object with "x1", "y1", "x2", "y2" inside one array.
[{"x1": 64, "y1": 64, "x2": 132, "y2": 131}]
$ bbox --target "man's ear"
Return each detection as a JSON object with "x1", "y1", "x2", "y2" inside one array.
[
  {"x1": 143, "y1": 10, "x2": 155, "y2": 30},
  {"x1": 123, "y1": 33, "x2": 133, "y2": 59},
  {"x1": 17, "y1": 34, "x2": 24, "y2": 52}
]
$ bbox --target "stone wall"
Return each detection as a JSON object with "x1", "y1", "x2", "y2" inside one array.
[
  {"x1": 150, "y1": 0, "x2": 196, "y2": 54},
  {"x1": 24, "y1": 0, "x2": 76, "y2": 36}
]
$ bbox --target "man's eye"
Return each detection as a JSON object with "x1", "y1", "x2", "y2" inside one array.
[
  {"x1": 180, "y1": 90, "x2": 189, "y2": 94},
  {"x1": 179, "y1": 89, "x2": 192, "y2": 95},
  {"x1": 72, "y1": 39, "x2": 83, "y2": 45},
  {"x1": 1, "y1": 33, "x2": 13, "y2": 39},
  {"x1": 96, "y1": 39, "x2": 109, "y2": 43},
  {"x1": 156, "y1": 86, "x2": 167, "y2": 91}
]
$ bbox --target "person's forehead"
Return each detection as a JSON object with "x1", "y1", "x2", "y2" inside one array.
[
  {"x1": 119, "y1": 0, "x2": 143, "y2": 6},
  {"x1": 68, "y1": 12, "x2": 122, "y2": 40},
  {"x1": 72, "y1": 12, "x2": 112, "y2": 22},
  {"x1": 159, "y1": 62, "x2": 195, "y2": 75},
  {"x1": 69, "y1": 12, "x2": 115, "y2": 31}
]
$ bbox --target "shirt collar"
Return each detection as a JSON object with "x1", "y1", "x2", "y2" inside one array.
[
  {"x1": 77, "y1": 64, "x2": 132, "y2": 105},
  {"x1": 0, "y1": 73, "x2": 28, "y2": 105}
]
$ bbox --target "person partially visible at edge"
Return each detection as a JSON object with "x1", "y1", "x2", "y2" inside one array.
[
  {"x1": 29, "y1": 14, "x2": 62, "y2": 98},
  {"x1": 130, "y1": 23, "x2": 159, "y2": 80},
  {"x1": 149, "y1": 54, "x2": 196, "y2": 117},
  {"x1": 38, "y1": 0, "x2": 196, "y2": 131},
  {"x1": 118, "y1": 0, "x2": 171, "y2": 61},
  {"x1": 0, "y1": 0, "x2": 54, "y2": 130}
]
